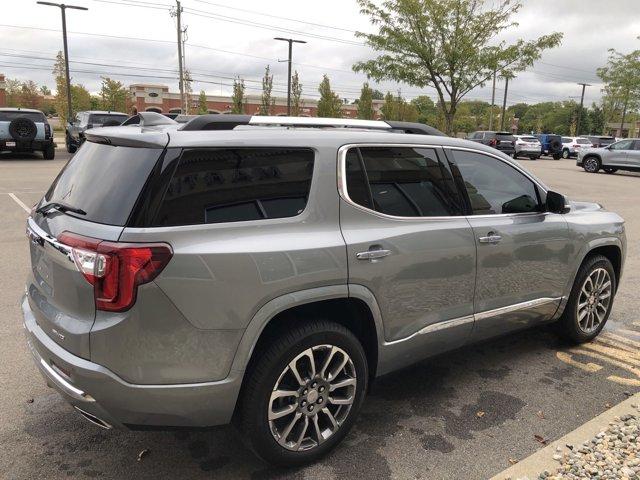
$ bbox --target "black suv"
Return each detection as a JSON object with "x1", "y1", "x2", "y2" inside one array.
[
  {"x1": 467, "y1": 131, "x2": 516, "y2": 156},
  {"x1": 66, "y1": 111, "x2": 128, "y2": 153}
]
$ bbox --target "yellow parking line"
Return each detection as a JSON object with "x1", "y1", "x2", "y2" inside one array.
[
  {"x1": 580, "y1": 342, "x2": 640, "y2": 366},
  {"x1": 601, "y1": 331, "x2": 640, "y2": 349},
  {"x1": 616, "y1": 328, "x2": 640, "y2": 338},
  {"x1": 568, "y1": 348, "x2": 640, "y2": 386},
  {"x1": 556, "y1": 351, "x2": 602, "y2": 373},
  {"x1": 596, "y1": 335, "x2": 640, "y2": 355}
]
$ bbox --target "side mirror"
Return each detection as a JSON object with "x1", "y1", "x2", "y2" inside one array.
[{"x1": 546, "y1": 190, "x2": 569, "y2": 214}]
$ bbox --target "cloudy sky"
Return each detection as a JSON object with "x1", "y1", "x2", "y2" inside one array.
[{"x1": 1, "y1": 0, "x2": 639, "y2": 106}]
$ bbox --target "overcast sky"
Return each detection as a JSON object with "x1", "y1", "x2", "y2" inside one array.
[{"x1": 1, "y1": 0, "x2": 639, "y2": 106}]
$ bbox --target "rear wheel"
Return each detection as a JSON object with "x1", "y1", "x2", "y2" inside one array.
[
  {"x1": 43, "y1": 144, "x2": 55, "y2": 160},
  {"x1": 583, "y1": 156, "x2": 600, "y2": 173},
  {"x1": 557, "y1": 255, "x2": 616, "y2": 343},
  {"x1": 603, "y1": 167, "x2": 618, "y2": 174},
  {"x1": 562, "y1": 149, "x2": 570, "y2": 159},
  {"x1": 237, "y1": 320, "x2": 368, "y2": 466},
  {"x1": 65, "y1": 133, "x2": 77, "y2": 154}
]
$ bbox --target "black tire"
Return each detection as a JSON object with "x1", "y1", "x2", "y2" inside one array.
[
  {"x1": 562, "y1": 148, "x2": 570, "y2": 159},
  {"x1": 557, "y1": 255, "x2": 616, "y2": 344},
  {"x1": 583, "y1": 156, "x2": 600, "y2": 173},
  {"x1": 512, "y1": 152, "x2": 518, "y2": 159},
  {"x1": 532, "y1": 156, "x2": 540, "y2": 160},
  {"x1": 237, "y1": 320, "x2": 368, "y2": 466},
  {"x1": 603, "y1": 168, "x2": 618, "y2": 174},
  {"x1": 42, "y1": 144, "x2": 55, "y2": 160},
  {"x1": 9, "y1": 117, "x2": 37, "y2": 141},
  {"x1": 552, "y1": 154, "x2": 562, "y2": 160},
  {"x1": 65, "y1": 133, "x2": 77, "y2": 154}
]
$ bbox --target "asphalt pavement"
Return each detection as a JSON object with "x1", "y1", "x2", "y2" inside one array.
[{"x1": 1, "y1": 150, "x2": 639, "y2": 480}]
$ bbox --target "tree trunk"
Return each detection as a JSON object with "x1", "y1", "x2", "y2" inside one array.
[
  {"x1": 443, "y1": 107, "x2": 456, "y2": 136},
  {"x1": 620, "y1": 97, "x2": 628, "y2": 137}
]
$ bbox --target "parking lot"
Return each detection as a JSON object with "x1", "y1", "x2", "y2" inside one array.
[{"x1": 1, "y1": 149, "x2": 639, "y2": 480}]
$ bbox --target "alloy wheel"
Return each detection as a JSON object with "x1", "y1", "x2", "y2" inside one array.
[
  {"x1": 268, "y1": 344, "x2": 357, "y2": 452},
  {"x1": 576, "y1": 267, "x2": 612, "y2": 334},
  {"x1": 584, "y1": 157, "x2": 599, "y2": 173}
]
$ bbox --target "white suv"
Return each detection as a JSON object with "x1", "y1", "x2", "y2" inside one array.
[
  {"x1": 513, "y1": 135, "x2": 542, "y2": 160},
  {"x1": 561, "y1": 137, "x2": 592, "y2": 159}
]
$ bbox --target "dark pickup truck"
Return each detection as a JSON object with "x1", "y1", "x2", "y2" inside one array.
[{"x1": 467, "y1": 131, "x2": 516, "y2": 156}]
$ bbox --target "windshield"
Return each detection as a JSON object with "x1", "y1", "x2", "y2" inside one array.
[
  {"x1": 88, "y1": 114, "x2": 128, "y2": 126},
  {"x1": 0, "y1": 111, "x2": 46, "y2": 122},
  {"x1": 521, "y1": 136, "x2": 539, "y2": 142},
  {"x1": 44, "y1": 142, "x2": 161, "y2": 225},
  {"x1": 496, "y1": 133, "x2": 515, "y2": 141}
]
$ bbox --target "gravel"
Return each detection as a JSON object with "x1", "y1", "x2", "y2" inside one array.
[{"x1": 523, "y1": 404, "x2": 640, "y2": 480}]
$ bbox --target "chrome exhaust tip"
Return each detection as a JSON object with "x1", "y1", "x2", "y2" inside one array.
[{"x1": 74, "y1": 407, "x2": 113, "y2": 430}]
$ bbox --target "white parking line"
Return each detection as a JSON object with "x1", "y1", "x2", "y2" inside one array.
[{"x1": 7, "y1": 193, "x2": 31, "y2": 214}]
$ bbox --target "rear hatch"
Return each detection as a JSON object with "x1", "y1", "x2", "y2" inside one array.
[
  {"x1": 26, "y1": 140, "x2": 164, "y2": 358},
  {"x1": 495, "y1": 132, "x2": 515, "y2": 151}
]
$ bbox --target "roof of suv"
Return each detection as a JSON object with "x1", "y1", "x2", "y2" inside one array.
[
  {"x1": 0, "y1": 107, "x2": 44, "y2": 113},
  {"x1": 80, "y1": 110, "x2": 128, "y2": 115}
]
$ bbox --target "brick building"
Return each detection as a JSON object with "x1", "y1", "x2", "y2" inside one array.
[{"x1": 129, "y1": 83, "x2": 385, "y2": 118}]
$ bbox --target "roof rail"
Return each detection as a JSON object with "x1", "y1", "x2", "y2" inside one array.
[
  {"x1": 121, "y1": 112, "x2": 177, "y2": 127},
  {"x1": 178, "y1": 114, "x2": 447, "y2": 136}
]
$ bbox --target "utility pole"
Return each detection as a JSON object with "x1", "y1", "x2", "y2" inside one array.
[
  {"x1": 576, "y1": 83, "x2": 590, "y2": 136},
  {"x1": 489, "y1": 70, "x2": 496, "y2": 130},
  {"x1": 500, "y1": 75, "x2": 510, "y2": 131},
  {"x1": 171, "y1": 1, "x2": 185, "y2": 114},
  {"x1": 274, "y1": 37, "x2": 307, "y2": 115},
  {"x1": 182, "y1": 25, "x2": 189, "y2": 114},
  {"x1": 37, "y1": 2, "x2": 87, "y2": 124}
]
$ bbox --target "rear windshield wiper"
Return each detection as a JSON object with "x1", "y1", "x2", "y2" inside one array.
[{"x1": 36, "y1": 201, "x2": 87, "y2": 216}]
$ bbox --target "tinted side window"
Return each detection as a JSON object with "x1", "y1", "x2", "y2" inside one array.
[
  {"x1": 561, "y1": 137, "x2": 572, "y2": 143},
  {"x1": 450, "y1": 150, "x2": 540, "y2": 215},
  {"x1": 153, "y1": 148, "x2": 314, "y2": 226},
  {"x1": 346, "y1": 147, "x2": 462, "y2": 217}
]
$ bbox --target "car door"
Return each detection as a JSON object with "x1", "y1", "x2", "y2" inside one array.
[
  {"x1": 627, "y1": 140, "x2": 640, "y2": 168},
  {"x1": 339, "y1": 145, "x2": 477, "y2": 369},
  {"x1": 605, "y1": 139, "x2": 634, "y2": 167},
  {"x1": 445, "y1": 148, "x2": 572, "y2": 342}
]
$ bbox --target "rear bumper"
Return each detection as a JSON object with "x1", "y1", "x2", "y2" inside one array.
[
  {"x1": 22, "y1": 295, "x2": 243, "y2": 429},
  {"x1": 1, "y1": 139, "x2": 53, "y2": 152}
]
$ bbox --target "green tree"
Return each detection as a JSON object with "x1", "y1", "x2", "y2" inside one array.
[
  {"x1": 357, "y1": 82, "x2": 374, "y2": 119},
  {"x1": 71, "y1": 84, "x2": 92, "y2": 113},
  {"x1": 589, "y1": 103, "x2": 605, "y2": 135},
  {"x1": 291, "y1": 70, "x2": 303, "y2": 116},
  {"x1": 259, "y1": 65, "x2": 274, "y2": 116},
  {"x1": 99, "y1": 77, "x2": 128, "y2": 112},
  {"x1": 411, "y1": 95, "x2": 438, "y2": 126},
  {"x1": 316, "y1": 75, "x2": 342, "y2": 117},
  {"x1": 197, "y1": 90, "x2": 208, "y2": 114},
  {"x1": 353, "y1": 0, "x2": 563, "y2": 135},
  {"x1": 597, "y1": 44, "x2": 640, "y2": 135},
  {"x1": 53, "y1": 51, "x2": 70, "y2": 123},
  {"x1": 231, "y1": 78, "x2": 245, "y2": 114},
  {"x1": 20, "y1": 80, "x2": 41, "y2": 108},
  {"x1": 381, "y1": 92, "x2": 418, "y2": 122},
  {"x1": 371, "y1": 89, "x2": 385, "y2": 100},
  {"x1": 40, "y1": 85, "x2": 51, "y2": 96},
  {"x1": 5, "y1": 78, "x2": 22, "y2": 107}
]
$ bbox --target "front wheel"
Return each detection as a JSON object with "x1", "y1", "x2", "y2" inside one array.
[
  {"x1": 603, "y1": 167, "x2": 618, "y2": 174},
  {"x1": 237, "y1": 320, "x2": 368, "y2": 466},
  {"x1": 583, "y1": 156, "x2": 600, "y2": 173},
  {"x1": 557, "y1": 255, "x2": 616, "y2": 344},
  {"x1": 65, "y1": 134, "x2": 77, "y2": 154}
]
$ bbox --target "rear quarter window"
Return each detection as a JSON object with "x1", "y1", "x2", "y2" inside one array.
[
  {"x1": 44, "y1": 142, "x2": 162, "y2": 225},
  {"x1": 0, "y1": 111, "x2": 46, "y2": 122},
  {"x1": 153, "y1": 148, "x2": 315, "y2": 227}
]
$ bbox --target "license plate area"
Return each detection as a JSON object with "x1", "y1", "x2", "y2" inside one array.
[{"x1": 6, "y1": 141, "x2": 16, "y2": 147}]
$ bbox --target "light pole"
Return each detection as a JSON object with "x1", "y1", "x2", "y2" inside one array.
[
  {"x1": 274, "y1": 37, "x2": 306, "y2": 115},
  {"x1": 37, "y1": 2, "x2": 88, "y2": 124}
]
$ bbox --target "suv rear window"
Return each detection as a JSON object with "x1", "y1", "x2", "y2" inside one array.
[
  {"x1": 44, "y1": 142, "x2": 162, "y2": 225},
  {"x1": 496, "y1": 133, "x2": 515, "y2": 141},
  {"x1": 153, "y1": 148, "x2": 314, "y2": 226},
  {"x1": 88, "y1": 114, "x2": 128, "y2": 126},
  {"x1": 0, "y1": 111, "x2": 46, "y2": 122},
  {"x1": 576, "y1": 138, "x2": 592, "y2": 144}
]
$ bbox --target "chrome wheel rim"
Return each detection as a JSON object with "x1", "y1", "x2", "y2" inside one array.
[
  {"x1": 268, "y1": 345, "x2": 357, "y2": 452},
  {"x1": 584, "y1": 158, "x2": 598, "y2": 172},
  {"x1": 577, "y1": 268, "x2": 612, "y2": 334}
]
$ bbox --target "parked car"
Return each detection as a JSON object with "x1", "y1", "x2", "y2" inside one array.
[
  {"x1": 467, "y1": 130, "x2": 515, "y2": 156},
  {"x1": 585, "y1": 135, "x2": 616, "y2": 148},
  {"x1": 535, "y1": 133, "x2": 563, "y2": 159},
  {"x1": 561, "y1": 137, "x2": 593, "y2": 159},
  {"x1": 578, "y1": 138, "x2": 640, "y2": 174},
  {"x1": 24, "y1": 113, "x2": 626, "y2": 466},
  {"x1": 513, "y1": 135, "x2": 542, "y2": 159},
  {"x1": 65, "y1": 110, "x2": 129, "y2": 153},
  {"x1": 0, "y1": 107, "x2": 55, "y2": 159}
]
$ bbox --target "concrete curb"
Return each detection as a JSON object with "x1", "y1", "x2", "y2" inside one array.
[{"x1": 490, "y1": 392, "x2": 640, "y2": 480}]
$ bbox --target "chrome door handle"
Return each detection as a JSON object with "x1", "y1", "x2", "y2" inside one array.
[
  {"x1": 356, "y1": 249, "x2": 392, "y2": 260},
  {"x1": 478, "y1": 234, "x2": 502, "y2": 244}
]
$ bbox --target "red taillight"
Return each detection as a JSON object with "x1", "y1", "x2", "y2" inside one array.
[
  {"x1": 489, "y1": 138, "x2": 498, "y2": 147},
  {"x1": 58, "y1": 232, "x2": 173, "y2": 312}
]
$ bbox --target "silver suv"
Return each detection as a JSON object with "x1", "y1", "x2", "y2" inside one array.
[{"x1": 23, "y1": 114, "x2": 626, "y2": 465}]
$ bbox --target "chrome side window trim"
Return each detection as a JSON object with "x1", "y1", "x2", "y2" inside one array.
[
  {"x1": 383, "y1": 296, "x2": 563, "y2": 346},
  {"x1": 26, "y1": 217, "x2": 74, "y2": 263},
  {"x1": 337, "y1": 144, "x2": 550, "y2": 221}
]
